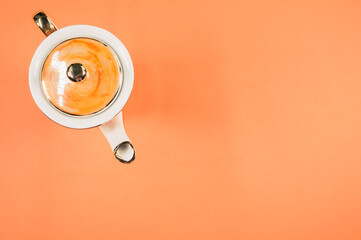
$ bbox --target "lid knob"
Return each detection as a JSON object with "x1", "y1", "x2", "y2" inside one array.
[{"x1": 67, "y1": 63, "x2": 87, "y2": 82}]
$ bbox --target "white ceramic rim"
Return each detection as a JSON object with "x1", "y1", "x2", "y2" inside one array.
[{"x1": 29, "y1": 25, "x2": 134, "y2": 129}]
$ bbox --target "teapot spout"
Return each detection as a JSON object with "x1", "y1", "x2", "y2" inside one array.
[
  {"x1": 114, "y1": 141, "x2": 135, "y2": 163},
  {"x1": 99, "y1": 112, "x2": 135, "y2": 163}
]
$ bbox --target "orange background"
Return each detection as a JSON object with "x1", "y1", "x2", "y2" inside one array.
[{"x1": 1, "y1": 0, "x2": 361, "y2": 239}]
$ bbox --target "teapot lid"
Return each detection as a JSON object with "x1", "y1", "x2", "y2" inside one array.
[{"x1": 41, "y1": 38, "x2": 121, "y2": 116}]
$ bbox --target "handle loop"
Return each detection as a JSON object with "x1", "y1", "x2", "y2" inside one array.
[{"x1": 33, "y1": 11, "x2": 57, "y2": 36}]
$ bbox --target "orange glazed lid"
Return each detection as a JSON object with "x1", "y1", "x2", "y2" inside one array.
[{"x1": 41, "y1": 38, "x2": 121, "y2": 116}]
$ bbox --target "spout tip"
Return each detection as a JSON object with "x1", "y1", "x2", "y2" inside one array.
[{"x1": 114, "y1": 141, "x2": 135, "y2": 163}]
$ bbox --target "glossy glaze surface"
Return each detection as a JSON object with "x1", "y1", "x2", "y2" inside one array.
[{"x1": 41, "y1": 38, "x2": 121, "y2": 115}]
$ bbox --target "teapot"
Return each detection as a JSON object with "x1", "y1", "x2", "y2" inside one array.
[{"x1": 29, "y1": 11, "x2": 135, "y2": 163}]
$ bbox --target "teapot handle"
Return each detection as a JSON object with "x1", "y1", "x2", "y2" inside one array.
[
  {"x1": 99, "y1": 112, "x2": 135, "y2": 163},
  {"x1": 33, "y1": 11, "x2": 57, "y2": 36}
]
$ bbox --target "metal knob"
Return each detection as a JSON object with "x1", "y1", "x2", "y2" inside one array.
[{"x1": 67, "y1": 63, "x2": 87, "y2": 82}]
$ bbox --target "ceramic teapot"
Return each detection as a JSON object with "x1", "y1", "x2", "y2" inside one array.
[{"x1": 29, "y1": 11, "x2": 135, "y2": 163}]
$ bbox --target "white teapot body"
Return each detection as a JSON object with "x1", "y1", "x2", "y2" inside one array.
[{"x1": 29, "y1": 12, "x2": 135, "y2": 163}]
